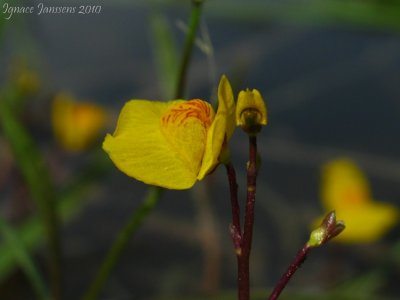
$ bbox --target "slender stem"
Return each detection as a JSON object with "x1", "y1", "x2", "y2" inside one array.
[
  {"x1": 225, "y1": 161, "x2": 245, "y2": 300},
  {"x1": 225, "y1": 162, "x2": 242, "y2": 253},
  {"x1": 224, "y1": 136, "x2": 259, "y2": 300},
  {"x1": 242, "y1": 136, "x2": 258, "y2": 254},
  {"x1": 81, "y1": 187, "x2": 162, "y2": 300},
  {"x1": 237, "y1": 135, "x2": 258, "y2": 300},
  {"x1": 268, "y1": 244, "x2": 311, "y2": 300},
  {"x1": 174, "y1": 0, "x2": 204, "y2": 99}
]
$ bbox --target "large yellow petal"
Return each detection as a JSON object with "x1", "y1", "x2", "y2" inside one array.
[
  {"x1": 103, "y1": 100, "x2": 199, "y2": 189},
  {"x1": 321, "y1": 158, "x2": 372, "y2": 211},
  {"x1": 197, "y1": 75, "x2": 236, "y2": 179}
]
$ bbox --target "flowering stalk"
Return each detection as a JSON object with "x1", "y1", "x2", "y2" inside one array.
[
  {"x1": 238, "y1": 135, "x2": 258, "y2": 300},
  {"x1": 267, "y1": 244, "x2": 311, "y2": 300},
  {"x1": 268, "y1": 211, "x2": 345, "y2": 300},
  {"x1": 225, "y1": 162, "x2": 241, "y2": 254},
  {"x1": 226, "y1": 135, "x2": 259, "y2": 300},
  {"x1": 227, "y1": 86, "x2": 267, "y2": 300},
  {"x1": 226, "y1": 136, "x2": 259, "y2": 300}
]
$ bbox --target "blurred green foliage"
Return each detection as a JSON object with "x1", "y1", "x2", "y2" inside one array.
[
  {"x1": 105, "y1": 0, "x2": 400, "y2": 31},
  {"x1": 0, "y1": 215, "x2": 48, "y2": 299}
]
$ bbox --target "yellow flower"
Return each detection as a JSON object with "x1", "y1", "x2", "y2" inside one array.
[
  {"x1": 15, "y1": 69, "x2": 40, "y2": 96},
  {"x1": 9, "y1": 62, "x2": 40, "y2": 96},
  {"x1": 103, "y1": 75, "x2": 235, "y2": 190},
  {"x1": 52, "y1": 93, "x2": 109, "y2": 152},
  {"x1": 235, "y1": 88, "x2": 267, "y2": 134},
  {"x1": 316, "y1": 158, "x2": 399, "y2": 243}
]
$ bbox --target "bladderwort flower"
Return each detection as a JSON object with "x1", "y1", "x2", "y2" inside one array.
[
  {"x1": 315, "y1": 158, "x2": 399, "y2": 243},
  {"x1": 103, "y1": 75, "x2": 235, "y2": 190},
  {"x1": 52, "y1": 93, "x2": 109, "y2": 152},
  {"x1": 12, "y1": 65, "x2": 40, "y2": 96}
]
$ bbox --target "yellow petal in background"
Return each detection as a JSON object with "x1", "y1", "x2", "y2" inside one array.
[
  {"x1": 52, "y1": 93, "x2": 109, "y2": 152},
  {"x1": 13, "y1": 65, "x2": 40, "y2": 96},
  {"x1": 321, "y1": 158, "x2": 371, "y2": 210},
  {"x1": 331, "y1": 202, "x2": 398, "y2": 243},
  {"x1": 316, "y1": 157, "x2": 399, "y2": 243}
]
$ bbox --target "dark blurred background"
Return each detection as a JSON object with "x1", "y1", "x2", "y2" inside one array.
[{"x1": 1, "y1": 0, "x2": 400, "y2": 299}]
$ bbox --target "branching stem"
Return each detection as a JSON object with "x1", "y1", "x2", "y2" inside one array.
[{"x1": 226, "y1": 135, "x2": 259, "y2": 300}]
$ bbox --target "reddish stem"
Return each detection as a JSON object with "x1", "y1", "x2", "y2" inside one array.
[
  {"x1": 242, "y1": 136, "x2": 258, "y2": 253},
  {"x1": 225, "y1": 161, "x2": 245, "y2": 300},
  {"x1": 225, "y1": 136, "x2": 259, "y2": 300},
  {"x1": 268, "y1": 244, "x2": 311, "y2": 300},
  {"x1": 225, "y1": 162, "x2": 242, "y2": 252},
  {"x1": 238, "y1": 135, "x2": 258, "y2": 300}
]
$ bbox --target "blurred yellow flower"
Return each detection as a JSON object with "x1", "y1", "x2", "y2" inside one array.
[
  {"x1": 103, "y1": 75, "x2": 235, "y2": 190},
  {"x1": 9, "y1": 62, "x2": 41, "y2": 96},
  {"x1": 52, "y1": 93, "x2": 109, "y2": 152},
  {"x1": 316, "y1": 158, "x2": 399, "y2": 243}
]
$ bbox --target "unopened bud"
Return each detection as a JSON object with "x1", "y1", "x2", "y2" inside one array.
[
  {"x1": 307, "y1": 210, "x2": 345, "y2": 248},
  {"x1": 236, "y1": 88, "x2": 267, "y2": 135}
]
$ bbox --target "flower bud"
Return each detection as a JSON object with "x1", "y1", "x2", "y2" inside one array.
[
  {"x1": 236, "y1": 88, "x2": 267, "y2": 135},
  {"x1": 307, "y1": 210, "x2": 345, "y2": 248}
]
